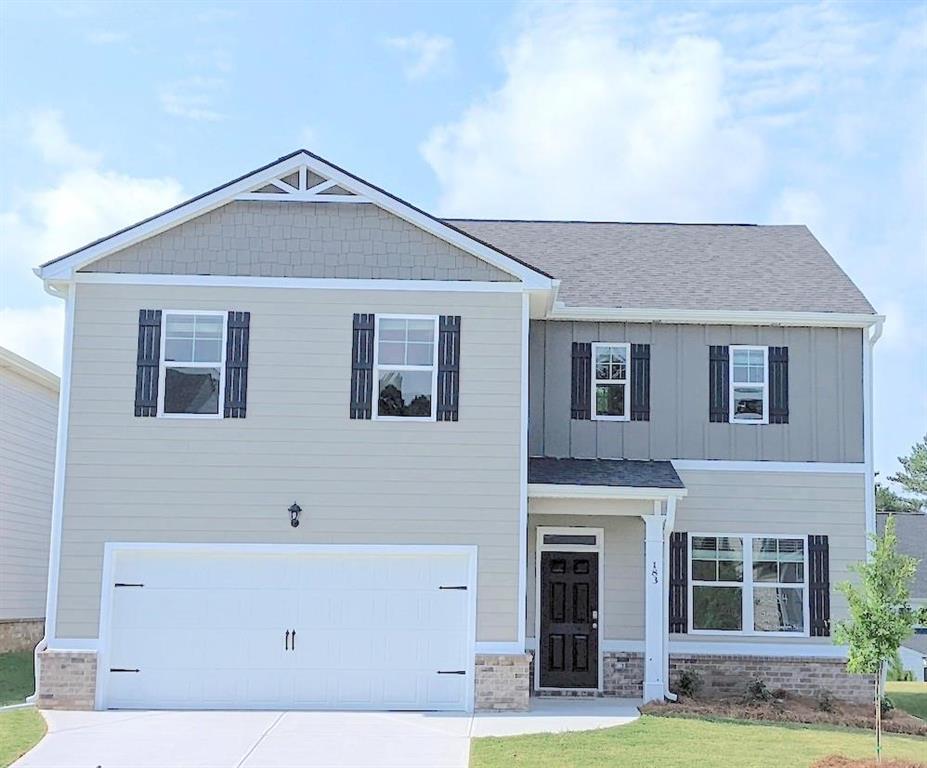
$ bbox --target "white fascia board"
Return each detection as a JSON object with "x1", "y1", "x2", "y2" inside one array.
[
  {"x1": 547, "y1": 303, "x2": 884, "y2": 329},
  {"x1": 528, "y1": 483, "x2": 688, "y2": 501},
  {"x1": 0, "y1": 346, "x2": 59, "y2": 391},
  {"x1": 672, "y1": 460, "x2": 866, "y2": 474},
  {"x1": 40, "y1": 151, "x2": 553, "y2": 290},
  {"x1": 72, "y1": 272, "x2": 528, "y2": 292}
]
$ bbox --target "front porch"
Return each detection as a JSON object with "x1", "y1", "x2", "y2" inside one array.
[{"x1": 526, "y1": 457, "x2": 687, "y2": 703}]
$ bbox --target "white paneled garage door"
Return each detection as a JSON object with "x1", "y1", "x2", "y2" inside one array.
[{"x1": 100, "y1": 545, "x2": 475, "y2": 711}]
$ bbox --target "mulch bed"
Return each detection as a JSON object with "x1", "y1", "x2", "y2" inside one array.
[{"x1": 641, "y1": 693, "x2": 927, "y2": 737}]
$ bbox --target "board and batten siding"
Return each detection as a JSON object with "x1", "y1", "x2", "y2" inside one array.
[
  {"x1": 526, "y1": 470, "x2": 865, "y2": 644},
  {"x1": 0, "y1": 365, "x2": 58, "y2": 620},
  {"x1": 58, "y1": 283, "x2": 523, "y2": 642},
  {"x1": 529, "y1": 320, "x2": 864, "y2": 462}
]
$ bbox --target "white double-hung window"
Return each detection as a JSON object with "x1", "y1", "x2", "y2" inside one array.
[
  {"x1": 592, "y1": 342, "x2": 630, "y2": 420},
  {"x1": 730, "y1": 345, "x2": 768, "y2": 424},
  {"x1": 690, "y1": 534, "x2": 808, "y2": 635},
  {"x1": 159, "y1": 311, "x2": 226, "y2": 417},
  {"x1": 374, "y1": 316, "x2": 438, "y2": 420}
]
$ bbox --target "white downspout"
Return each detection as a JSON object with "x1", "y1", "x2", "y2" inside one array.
[
  {"x1": 863, "y1": 319, "x2": 883, "y2": 557},
  {"x1": 663, "y1": 496, "x2": 678, "y2": 701}
]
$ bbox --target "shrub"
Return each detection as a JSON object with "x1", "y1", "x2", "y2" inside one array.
[
  {"x1": 744, "y1": 678, "x2": 773, "y2": 702},
  {"x1": 815, "y1": 689, "x2": 836, "y2": 713},
  {"x1": 674, "y1": 669, "x2": 703, "y2": 698},
  {"x1": 887, "y1": 657, "x2": 914, "y2": 682},
  {"x1": 880, "y1": 695, "x2": 894, "y2": 717}
]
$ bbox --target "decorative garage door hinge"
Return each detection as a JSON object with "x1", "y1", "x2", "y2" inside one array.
[
  {"x1": 110, "y1": 668, "x2": 140, "y2": 673},
  {"x1": 438, "y1": 585, "x2": 467, "y2": 590},
  {"x1": 114, "y1": 583, "x2": 145, "y2": 588},
  {"x1": 436, "y1": 670, "x2": 466, "y2": 675}
]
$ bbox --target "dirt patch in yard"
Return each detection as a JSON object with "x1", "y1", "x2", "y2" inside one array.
[{"x1": 642, "y1": 693, "x2": 927, "y2": 737}]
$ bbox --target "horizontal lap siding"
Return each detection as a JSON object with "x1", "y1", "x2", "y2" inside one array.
[
  {"x1": 58, "y1": 284, "x2": 522, "y2": 642},
  {"x1": 531, "y1": 320, "x2": 864, "y2": 462},
  {"x1": 0, "y1": 370, "x2": 57, "y2": 619},
  {"x1": 674, "y1": 469, "x2": 866, "y2": 645}
]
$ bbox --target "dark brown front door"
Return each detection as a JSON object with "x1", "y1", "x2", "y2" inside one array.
[{"x1": 539, "y1": 551, "x2": 598, "y2": 689}]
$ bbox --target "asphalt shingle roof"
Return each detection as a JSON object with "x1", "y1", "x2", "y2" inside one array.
[
  {"x1": 528, "y1": 457, "x2": 685, "y2": 489},
  {"x1": 446, "y1": 220, "x2": 875, "y2": 315}
]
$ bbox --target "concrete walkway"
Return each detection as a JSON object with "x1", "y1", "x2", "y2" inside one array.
[{"x1": 13, "y1": 700, "x2": 640, "y2": 768}]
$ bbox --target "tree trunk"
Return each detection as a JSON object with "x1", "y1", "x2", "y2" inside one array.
[{"x1": 875, "y1": 661, "x2": 883, "y2": 764}]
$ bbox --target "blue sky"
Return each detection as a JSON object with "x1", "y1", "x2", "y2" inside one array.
[{"x1": 0, "y1": 1, "x2": 924, "y2": 480}]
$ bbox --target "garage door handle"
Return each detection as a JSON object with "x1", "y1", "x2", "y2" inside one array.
[
  {"x1": 291, "y1": 629, "x2": 296, "y2": 650},
  {"x1": 285, "y1": 630, "x2": 290, "y2": 650},
  {"x1": 436, "y1": 670, "x2": 466, "y2": 675}
]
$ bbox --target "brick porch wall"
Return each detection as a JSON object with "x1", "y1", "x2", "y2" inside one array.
[
  {"x1": 475, "y1": 653, "x2": 532, "y2": 711},
  {"x1": 669, "y1": 654, "x2": 874, "y2": 704},
  {"x1": 37, "y1": 650, "x2": 97, "y2": 710},
  {"x1": 0, "y1": 618, "x2": 44, "y2": 653}
]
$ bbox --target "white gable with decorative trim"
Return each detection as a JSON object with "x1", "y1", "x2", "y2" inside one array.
[{"x1": 37, "y1": 150, "x2": 553, "y2": 290}]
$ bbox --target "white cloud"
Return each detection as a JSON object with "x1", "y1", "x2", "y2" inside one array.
[
  {"x1": 0, "y1": 114, "x2": 184, "y2": 371},
  {"x1": 159, "y1": 76, "x2": 227, "y2": 121},
  {"x1": 29, "y1": 110, "x2": 101, "y2": 168},
  {"x1": 0, "y1": 305, "x2": 65, "y2": 375},
  {"x1": 422, "y1": 6, "x2": 765, "y2": 220},
  {"x1": 386, "y1": 33, "x2": 454, "y2": 80}
]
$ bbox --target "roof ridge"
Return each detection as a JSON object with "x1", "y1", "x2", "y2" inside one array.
[{"x1": 442, "y1": 218, "x2": 784, "y2": 227}]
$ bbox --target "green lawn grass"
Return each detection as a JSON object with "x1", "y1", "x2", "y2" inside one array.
[
  {"x1": 888, "y1": 681, "x2": 927, "y2": 721},
  {"x1": 0, "y1": 654, "x2": 33, "y2": 707},
  {"x1": 470, "y1": 715, "x2": 927, "y2": 768},
  {"x1": 0, "y1": 708, "x2": 45, "y2": 768}
]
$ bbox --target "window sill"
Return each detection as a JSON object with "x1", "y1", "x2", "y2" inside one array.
[
  {"x1": 592, "y1": 415, "x2": 630, "y2": 422},
  {"x1": 156, "y1": 413, "x2": 224, "y2": 420},
  {"x1": 687, "y1": 629, "x2": 809, "y2": 638}
]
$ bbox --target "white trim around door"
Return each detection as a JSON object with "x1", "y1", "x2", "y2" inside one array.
[{"x1": 534, "y1": 526, "x2": 604, "y2": 693}]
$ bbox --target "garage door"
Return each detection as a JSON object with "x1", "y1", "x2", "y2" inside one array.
[{"x1": 101, "y1": 546, "x2": 474, "y2": 711}]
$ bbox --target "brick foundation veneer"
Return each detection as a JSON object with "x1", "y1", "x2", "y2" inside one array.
[
  {"x1": 475, "y1": 653, "x2": 532, "y2": 711},
  {"x1": 669, "y1": 654, "x2": 874, "y2": 704},
  {"x1": 37, "y1": 650, "x2": 97, "y2": 710},
  {"x1": 0, "y1": 618, "x2": 44, "y2": 653}
]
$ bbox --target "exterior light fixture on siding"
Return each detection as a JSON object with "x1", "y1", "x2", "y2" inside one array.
[{"x1": 289, "y1": 503, "x2": 301, "y2": 528}]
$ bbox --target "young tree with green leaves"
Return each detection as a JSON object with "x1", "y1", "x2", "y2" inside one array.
[{"x1": 834, "y1": 516, "x2": 927, "y2": 762}]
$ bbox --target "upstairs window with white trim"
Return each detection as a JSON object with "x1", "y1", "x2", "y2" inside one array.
[
  {"x1": 690, "y1": 534, "x2": 808, "y2": 635},
  {"x1": 592, "y1": 342, "x2": 630, "y2": 420},
  {"x1": 160, "y1": 312, "x2": 226, "y2": 417},
  {"x1": 730, "y1": 346, "x2": 768, "y2": 424},
  {"x1": 374, "y1": 316, "x2": 438, "y2": 420}
]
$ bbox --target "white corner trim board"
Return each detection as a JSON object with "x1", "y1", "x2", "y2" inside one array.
[
  {"x1": 671, "y1": 460, "x2": 866, "y2": 474},
  {"x1": 517, "y1": 293, "x2": 529, "y2": 650}
]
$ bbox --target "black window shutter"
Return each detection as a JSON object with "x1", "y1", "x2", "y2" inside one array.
[
  {"x1": 224, "y1": 312, "x2": 251, "y2": 418},
  {"x1": 769, "y1": 346, "x2": 789, "y2": 424},
  {"x1": 571, "y1": 342, "x2": 591, "y2": 420},
  {"x1": 630, "y1": 343, "x2": 651, "y2": 421},
  {"x1": 436, "y1": 315, "x2": 461, "y2": 422},
  {"x1": 708, "y1": 345, "x2": 730, "y2": 423},
  {"x1": 809, "y1": 535, "x2": 831, "y2": 637},
  {"x1": 134, "y1": 309, "x2": 161, "y2": 417},
  {"x1": 669, "y1": 531, "x2": 688, "y2": 633},
  {"x1": 350, "y1": 313, "x2": 375, "y2": 419}
]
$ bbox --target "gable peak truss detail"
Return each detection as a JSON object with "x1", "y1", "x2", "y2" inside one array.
[{"x1": 238, "y1": 165, "x2": 367, "y2": 204}]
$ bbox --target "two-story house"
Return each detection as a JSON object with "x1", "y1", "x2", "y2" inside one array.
[{"x1": 32, "y1": 150, "x2": 881, "y2": 712}]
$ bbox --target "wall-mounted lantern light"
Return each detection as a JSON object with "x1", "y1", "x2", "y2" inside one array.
[{"x1": 288, "y1": 502, "x2": 301, "y2": 528}]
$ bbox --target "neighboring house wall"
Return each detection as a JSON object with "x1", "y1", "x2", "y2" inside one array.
[
  {"x1": 83, "y1": 201, "x2": 516, "y2": 281},
  {"x1": 0, "y1": 354, "x2": 58, "y2": 650},
  {"x1": 529, "y1": 320, "x2": 864, "y2": 462},
  {"x1": 55, "y1": 282, "x2": 523, "y2": 642}
]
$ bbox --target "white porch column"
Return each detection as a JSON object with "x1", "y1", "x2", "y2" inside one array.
[{"x1": 642, "y1": 512, "x2": 666, "y2": 703}]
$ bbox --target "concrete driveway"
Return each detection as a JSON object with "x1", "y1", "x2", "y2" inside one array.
[{"x1": 13, "y1": 700, "x2": 640, "y2": 768}]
